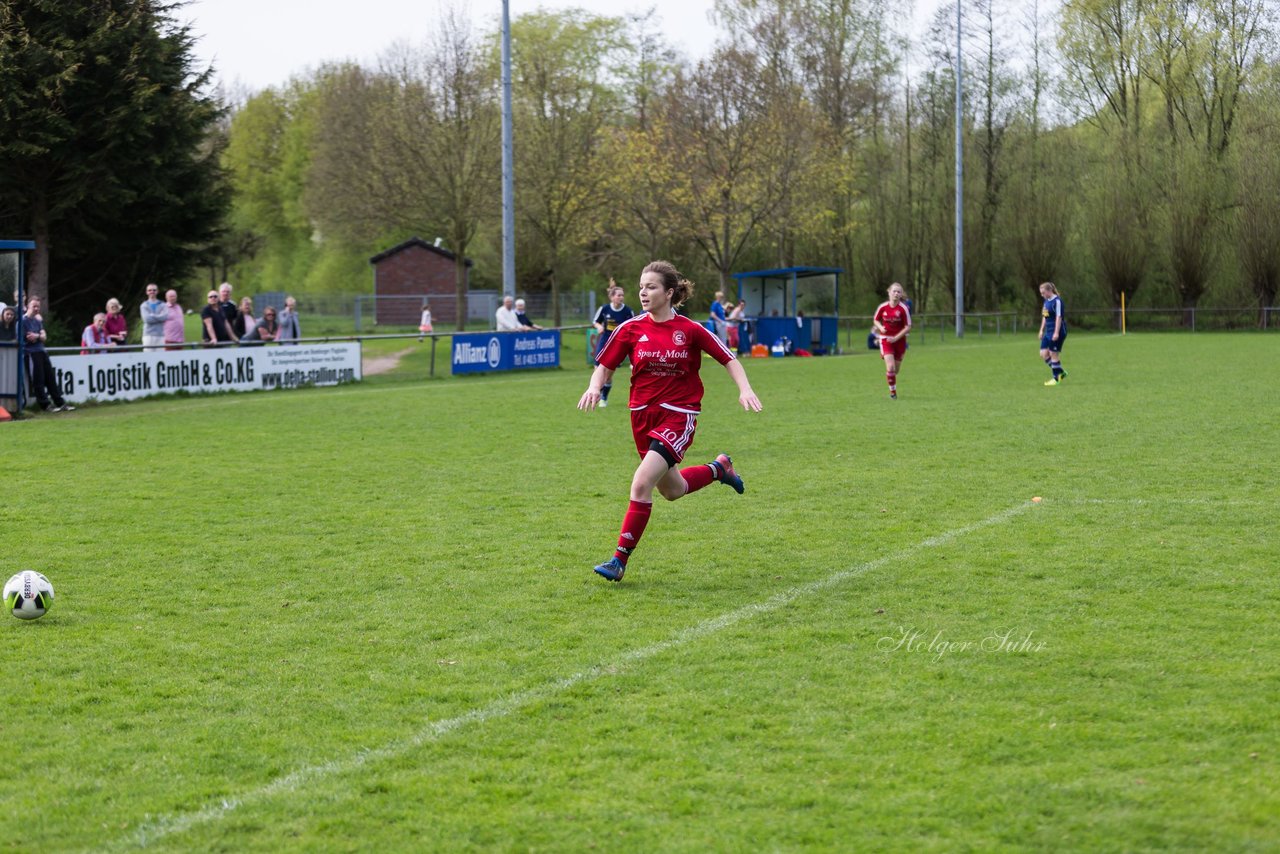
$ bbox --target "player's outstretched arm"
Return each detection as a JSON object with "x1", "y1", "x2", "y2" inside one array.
[
  {"x1": 725, "y1": 359, "x2": 762, "y2": 412},
  {"x1": 578, "y1": 364, "x2": 615, "y2": 411}
]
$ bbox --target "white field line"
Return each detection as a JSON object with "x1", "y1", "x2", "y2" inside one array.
[{"x1": 111, "y1": 501, "x2": 1033, "y2": 851}]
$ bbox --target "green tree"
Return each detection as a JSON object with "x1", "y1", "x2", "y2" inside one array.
[
  {"x1": 0, "y1": 0, "x2": 227, "y2": 321},
  {"x1": 382, "y1": 15, "x2": 501, "y2": 329},
  {"x1": 221, "y1": 83, "x2": 317, "y2": 289},
  {"x1": 1060, "y1": 0, "x2": 1154, "y2": 305},
  {"x1": 1005, "y1": 0, "x2": 1070, "y2": 306},
  {"x1": 666, "y1": 48, "x2": 817, "y2": 291},
  {"x1": 510, "y1": 10, "x2": 626, "y2": 326},
  {"x1": 1234, "y1": 73, "x2": 1280, "y2": 323}
]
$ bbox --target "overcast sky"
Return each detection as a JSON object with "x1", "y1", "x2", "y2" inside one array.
[{"x1": 181, "y1": 0, "x2": 951, "y2": 93}]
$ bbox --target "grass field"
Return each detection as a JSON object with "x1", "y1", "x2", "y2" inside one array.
[{"x1": 5, "y1": 332, "x2": 1278, "y2": 852}]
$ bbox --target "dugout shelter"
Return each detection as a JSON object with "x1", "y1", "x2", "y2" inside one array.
[
  {"x1": 0, "y1": 240, "x2": 34, "y2": 417},
  {"x1": 732, "y1": 266, "x2": 842, "y2": 354}
]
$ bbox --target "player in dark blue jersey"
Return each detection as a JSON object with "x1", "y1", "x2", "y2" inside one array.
[
  {"x1": 1038, "y1": 282, "x2": 1068, "y2": 385},
  {"x1": 592, "y1": 280, "x2": 634, "y2": 407}
]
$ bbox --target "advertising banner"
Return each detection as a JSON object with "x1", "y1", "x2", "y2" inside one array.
[
  {"x1": 451, "y1": 330, "x2": 561, "y2": 375},
  {"x1": 48, "y1": 343, "x2": 362, "y2": 404}
]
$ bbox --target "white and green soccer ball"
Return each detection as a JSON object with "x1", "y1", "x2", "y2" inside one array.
[{"x1": 4, "y1": 571, "x2": 55, "y2": 620}]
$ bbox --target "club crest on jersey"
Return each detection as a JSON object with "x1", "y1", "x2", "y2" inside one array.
[{"x1": 672, "y1": 330, "x2": 687, "y2": 345}]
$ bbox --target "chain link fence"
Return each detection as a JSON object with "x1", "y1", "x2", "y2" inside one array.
[
  {"x1": 247, "y1": 292, "x2": 1278, "y2": 345},
  {"x1": 251, "y1": 291, "x2": 599, "y2": 335},
  {"x1": 833, "y1": 307, "x2": 1278, "y2": 352}
]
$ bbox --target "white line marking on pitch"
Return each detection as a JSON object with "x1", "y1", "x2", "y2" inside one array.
[{"x1": 115, "y1": 502, "x2": 1033, "y2": 850}]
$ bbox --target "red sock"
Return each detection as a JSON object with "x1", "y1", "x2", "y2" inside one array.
[
  {"x1": 679, "y1": 462, "x2": 717, "y2": 495},
  {"x1": 886, "y1": 371, "x2": 896, "y2": 390},
  {"x1": 615, "y1": 499, "x2": 652, "y2": 564}
]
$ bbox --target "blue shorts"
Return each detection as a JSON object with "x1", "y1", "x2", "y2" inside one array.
[{"x1": 1040, "y1": 331, "x2": 1066, "y2": 352}]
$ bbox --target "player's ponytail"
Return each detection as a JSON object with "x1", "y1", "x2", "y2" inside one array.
[{"x1": 643, "y1": 260, "x2": 695, "y2": 308}]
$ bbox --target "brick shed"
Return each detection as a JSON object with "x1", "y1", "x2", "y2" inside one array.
[{"x1": 370, "y1": 237, "x2": 473, "y2": 326}]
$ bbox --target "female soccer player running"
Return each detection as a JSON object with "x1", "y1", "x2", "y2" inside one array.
[
  {"x1": 1038, "y1": 281, "x2": 1068, "y2": 385},
  {"x1": 578, "y1": 261, "x2": 763, "y2": 582},
  {"x1": 872, "y1": 282, "x2": 912, "y2": 399}
]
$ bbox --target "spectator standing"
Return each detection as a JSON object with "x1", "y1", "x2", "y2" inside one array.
[
  {"x1": 237, "y1": 296, "x2": 256, "y2": 339},
  {"x1": 20, "y1": 296, "x2": 73, "y2": 412},
  {"x1": 514, "y1": 299, "x2": 543, "y2": 330},
  {"x1": 104, "y1": 298, "x2": 128, "y2": 346},
  {"x1": 278, "y1": 296, "x2": 301, "y2": 345},
  {"x1": 495, "y1": 295, "x2": 527, "y2": 331},
  {"x1": 140, "y1": 284, "x2": 167, "y2": 351},
  {"x1": 709, "y1": 290, "x2": 728, "y2": 343},
  {"x1": 726, "y1": 300, "x2": 745, "y2": 350},
  {"x1": 0, "y1": 305, "x2": 17, "y2": 342},
  {"x1": 218, "y1": 283, "x2": 238, "y2": 332},
  {"x1": 81, "y1": 313, "x2": 114, "y2": 354},
  {"x1": 201, "y1": 290, "x2": 237, "y2": 345},
  {"x1": 418, "y1": 300, "x2": 433, "y2": 341},
  {"x1": 163, "y1": 289, "x2": 185, "y2": 350},
  {"x1": 241, "y1": 306, "x2": 279, "y2": 345}
]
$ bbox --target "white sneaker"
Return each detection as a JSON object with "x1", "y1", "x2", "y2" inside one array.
[
  {"x1": 599, "y1": 399, "x2": 608, "y2": 408},
  {"x1": 59, "y1": 404, "x2": 76, "y2": 412}
]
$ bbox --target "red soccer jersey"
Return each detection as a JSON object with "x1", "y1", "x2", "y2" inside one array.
[
  {"x1": 874, "y1": 301, "x2": 911, "y2": 338},
  {"x1": 596, "y1": 313, "x2": 736, "y2": 412}
]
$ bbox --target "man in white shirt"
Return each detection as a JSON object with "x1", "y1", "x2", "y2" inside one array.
[{"x1": 495, "y1": 295, "x2": 528, "y2": 331}]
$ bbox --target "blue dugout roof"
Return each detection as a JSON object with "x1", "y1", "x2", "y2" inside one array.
[
  {"x1": 731, "y1": 265, "x2": 843, "y2": 280},
  {"x1": 0, "y1": 240, "x2": 36, "y2": 251}
]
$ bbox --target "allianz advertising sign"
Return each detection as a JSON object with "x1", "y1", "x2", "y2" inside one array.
[{"x1": 451, "y1": 330, "x2": 560, "y2": 375}]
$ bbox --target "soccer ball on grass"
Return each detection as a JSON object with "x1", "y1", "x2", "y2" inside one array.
[{"x1": 4, "y1": 571, "x2": 55, "y2": 620}]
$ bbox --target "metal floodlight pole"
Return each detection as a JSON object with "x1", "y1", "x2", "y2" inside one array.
[
  {"x1": 501, "y1": 0, "x2": 516, "y2": 300},
  {"x1": 954, "y1": 0, "x2": 965, "y2": 338}
]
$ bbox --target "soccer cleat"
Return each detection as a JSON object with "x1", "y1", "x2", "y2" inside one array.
[
  {"x1": 890, "y1": 389, "x2": 897, "y2": 399},
  {"x1": 1044, "y1": 378, "x2": 1059, "y2": 386},
  {"x1": 593, "y1": 556, "x2": 626, "y2": 581},
  {"x1": 713, "y1": 453, "x2": 745, "y2": 494},
  {"x1": 598, "y1": 399, "x2": 607, "y2": 408},
  {"x1": 1058, "y1": 369, "x2": 1068, "y2": 381}
]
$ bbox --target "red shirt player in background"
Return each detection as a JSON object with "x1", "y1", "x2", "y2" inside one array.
[
  {"x1": 578, "y1": 260, "x2": 764, "y2": 582},
  {"x1": 873, "y1": 282, "x2": 912, "y2": 399}
]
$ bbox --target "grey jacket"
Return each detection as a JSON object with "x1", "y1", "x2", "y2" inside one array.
[
  {"x1": 278, "y1": 309, "x2": 301, "y2": 344},
  {"x1": 141, "y1": 299, "x2": 168, "y2": 337}
]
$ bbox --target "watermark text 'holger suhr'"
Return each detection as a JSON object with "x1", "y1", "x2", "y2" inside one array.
[{"x1": 877, "y1": 627, "x2": 1046, "y2": 661}]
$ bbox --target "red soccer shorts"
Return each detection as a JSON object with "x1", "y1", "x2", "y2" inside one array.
[
  {"x1": 880, "y1": 337, "x2": 907, "y2": 361},
  {"x1": 631, "y1": 405, "x2": 698, "y2": 463}
]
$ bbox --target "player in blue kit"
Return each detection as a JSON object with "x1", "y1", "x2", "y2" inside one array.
[
  {"x1": 591, "y1": 281, "x2": 634, "y2": 407},
  {"x1": 1038, "y1": 282, "x2": 1068, "y2": 385}
]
